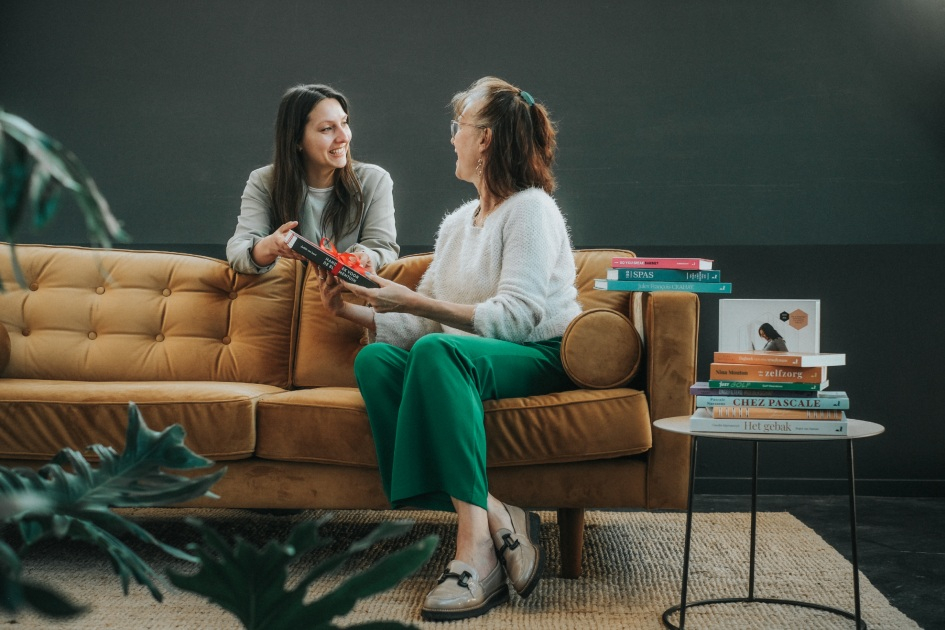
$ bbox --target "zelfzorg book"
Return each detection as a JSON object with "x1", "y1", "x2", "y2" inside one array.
[
  {"x1": 285, "y1": 230, "x2": 379, "y2": 289},
  {"x1": 718, "y1": 299, "x2": 821, "y2": 353}
]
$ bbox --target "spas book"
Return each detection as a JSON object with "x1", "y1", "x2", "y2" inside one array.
[
  {"x1": 712, "y1": 350, "x2": 845, "y2": 368},
  {"x1": 695, "y1": 391, "x2": 849, "y2": 410},
  {"x1": 607, "y1": 268, "x2": 721, "y2": 282},
  {"x1": 594, "y1": 279, "x2": 732, "y2": 293},
  {"x1": 708, "y1": 363, "x2": 827, "y2": 384},
  {"x1": 611, "y1": 257, "x2": 713, "y2": 270},
  {"x1": 690, "y1": 381, "x2": 819, "y2": 398},
  {"x1": 285, "y1": 230, "x2": 379, "y2": 289},
  {"x1": 718, "y1": 299, "x2": 821, "y2": 353},
  {"x1": 689, "y1": 409, "x2": 848, "y2": 436},
  {"x1": 708, "y1": 379, "x2": 830, "y2": 392},
  {"x1": 711, "y1": 406, "x2": 845, "y2": 420}
]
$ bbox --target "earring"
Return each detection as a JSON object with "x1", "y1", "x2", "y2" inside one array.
[{"x1": 475, "y1": 158, "x2": 483, "y2": 178}]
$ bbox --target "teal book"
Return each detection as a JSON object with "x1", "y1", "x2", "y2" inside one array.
[
  {"x1": 606, "y1": 268, "x2": 722, "y2": 282},
  {"x1": 594, "y1": 279, "x2": 732, "y2": 293}
]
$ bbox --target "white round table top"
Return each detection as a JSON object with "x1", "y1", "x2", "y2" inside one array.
[{"x1": 654, "y1": 415, "x2": 885, "y2": 442}]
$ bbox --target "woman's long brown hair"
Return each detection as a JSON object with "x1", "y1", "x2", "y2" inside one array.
[{"x1": 271, "y1": 84, "x2": 363, "y2": 240}]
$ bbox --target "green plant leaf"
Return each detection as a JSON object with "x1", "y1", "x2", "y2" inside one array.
[
  {"x1": 0, "y1": 109, "x2": 129, "y2": 251},
  {"x1": 26, "y1": 165, "x2": 62, "y2": 230},
  {"x1": 168, "y1": 516, "x2": 438, "y2": 630},
  {"x1": 0, "y1": 402, "x2": 225, "y2": 610},
  {"x1": 293, "y1": 534, "x2": 439, "y2": 627}
]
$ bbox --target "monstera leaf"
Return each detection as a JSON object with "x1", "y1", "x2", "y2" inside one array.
[
  {"x1": 0, "y1": 109, "x2": 129, "y2": 288},
  {"x1": 0, "y1": 109, "x2": 126, "y2": 246},
  {"x1": 0, "y1": 402, "x2": 226, "y2": 616},
  {"x1": 169, "y1": 516, "x2": 439, "y2": 629}
]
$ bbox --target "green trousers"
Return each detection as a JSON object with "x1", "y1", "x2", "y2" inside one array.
[{"x1": 355, "y1": 333, "x2": 573, "y2": 512}]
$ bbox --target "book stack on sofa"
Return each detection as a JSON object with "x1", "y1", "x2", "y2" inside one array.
[
  {"x1": 689, "y1": 350, "x2": 849, "y2": 435},
  {"x1": 594, "y1": 257, "x2": 732, "y2": 294}
]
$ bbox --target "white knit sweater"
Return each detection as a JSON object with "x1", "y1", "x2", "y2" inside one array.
[{"x1": 375, "y1": 188, "x2": 581, "y2": 349}]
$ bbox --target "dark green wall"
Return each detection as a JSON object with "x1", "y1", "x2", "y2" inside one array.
[{"x1": 3, "y1": 1, "x2": 943, "y2": 495}]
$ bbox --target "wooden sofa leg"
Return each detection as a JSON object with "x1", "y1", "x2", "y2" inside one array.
[{"x1": 557, "y1": 507, "x2": 585, "y2": 578}]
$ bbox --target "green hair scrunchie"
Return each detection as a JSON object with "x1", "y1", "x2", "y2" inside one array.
[{"x1": 519, "y1": 90, "x2": 535, "y2": 106}]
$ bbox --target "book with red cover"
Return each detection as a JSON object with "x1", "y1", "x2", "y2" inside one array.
[
  {"x1": 284, "y1": 230, "x2": 379, "y2": 289},
  {"x1": 610, "y1": 257, "x2": 713, "y2": 270},
  {"x1": 709, "y1": 362, "x2": 826, "y2": 384},
  {"x1": 712, "y1": 350, "x2": 845, "y2": 368}
]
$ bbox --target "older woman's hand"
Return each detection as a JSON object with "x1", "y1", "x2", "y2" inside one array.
[
  {"x1": 316, "y1": 267, "x2": 349, "y2": 316},
  {"x1": 343, "y1": 275, "x2": 417, "y2": 314}
]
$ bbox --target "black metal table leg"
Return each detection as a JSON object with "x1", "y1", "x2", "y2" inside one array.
[
  {"x1": 848, "y1": 438, "x2": 863, "y2": 627},
  {"x1": 661, "y1": 437, "x2": 867, "y2": 629},
  {"x1": 675, "y1": 435, "x2": 699, "y2": 629},
  {"x1": 748, "y1": 440, "x2": 758, "y2": 600}
]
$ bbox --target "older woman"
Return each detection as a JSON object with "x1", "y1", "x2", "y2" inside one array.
[
  {"x1": 227, "y1": 83, "x2": 399, "y2": 274},
  {"x1": 317, "y1": 77, "x2": 581, "y2": 621}
]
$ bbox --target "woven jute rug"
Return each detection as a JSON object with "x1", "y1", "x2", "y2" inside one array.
[{"x1": 7, "y1": 508, "x2": 920, "y2": 629}]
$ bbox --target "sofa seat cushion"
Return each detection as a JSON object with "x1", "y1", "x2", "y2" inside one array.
[
  {"x1": 255, "y1": 386, "x2": 652, "y2": 468},
  {"x1": 0, "y1": 379, "x2": 284, "y2": 461}
]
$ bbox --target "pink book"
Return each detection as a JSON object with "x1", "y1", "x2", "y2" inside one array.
[{"x1": 611, "y1": 257, "x2": 713, "y2": 270}]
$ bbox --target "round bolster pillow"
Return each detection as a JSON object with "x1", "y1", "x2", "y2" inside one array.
[{"x1": 560, "y1": 308, "x2": 642, "y2": 389}]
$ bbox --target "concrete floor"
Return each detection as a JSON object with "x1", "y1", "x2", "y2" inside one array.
[{"x1": 696, "y1": 494, "x2": 945, "y2": 630}]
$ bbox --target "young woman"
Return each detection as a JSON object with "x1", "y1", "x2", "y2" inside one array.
[
  {"x1": 227, "y1": 84, "x2": 399, "y2": 274},
  {"x1": 317, "y1": 77, "x2": 581, "y2": 621}
]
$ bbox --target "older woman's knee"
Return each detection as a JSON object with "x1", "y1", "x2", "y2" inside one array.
[{"x1": 355, "y1": 342, "x2": 403, "y2": 379}]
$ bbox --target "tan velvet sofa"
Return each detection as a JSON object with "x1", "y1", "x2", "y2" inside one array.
[{"x1": 0, "y1": 243, "x2": 699, "y2": 577}]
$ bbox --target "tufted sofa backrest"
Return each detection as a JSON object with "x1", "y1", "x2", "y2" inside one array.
[{"x1": 0, "y1": 244, "x2": 300, "y2": 388}]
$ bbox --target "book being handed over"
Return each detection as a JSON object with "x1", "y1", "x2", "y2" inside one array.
[{"x1": 284, "y1": 230, "x2": 380, "y2": 289}]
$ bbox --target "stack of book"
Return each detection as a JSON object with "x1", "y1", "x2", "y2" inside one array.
[
  {"x1": 689, "y1": 350, "x2": 849, "y2": 435},
  {"x1": 594, "y1": 257, "x2": 732, "y2": 294}
]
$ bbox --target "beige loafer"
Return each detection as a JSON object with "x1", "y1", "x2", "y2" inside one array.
[
  {"x1": 420, "y1": 559, "x2": 509, "y2": 621},
  {"x1": 492, "y1": 503, "x2": 545, "y2": 598}
]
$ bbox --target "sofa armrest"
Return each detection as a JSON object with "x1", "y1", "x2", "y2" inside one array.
[
  {"x1": 640, "y1": 291, "x2": 700, "y2": 509},
  {"x1": 0, "y1": 324, "x2": 9, "y2": 375}
]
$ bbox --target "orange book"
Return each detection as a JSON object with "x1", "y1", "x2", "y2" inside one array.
[
  {"x1": 712, "y1": 406, "x2": 844, "y2": 420},
  {"x1": 712, "y1": 351, "x2": 845, "y2": 368},
  {"x1": 708, "y1": 362, "x2": 826, "y2": 384}
]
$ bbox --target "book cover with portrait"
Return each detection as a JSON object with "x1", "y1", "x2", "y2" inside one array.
[{"x1": 718, "y1": 299, "x2": 821, "y2": 354}]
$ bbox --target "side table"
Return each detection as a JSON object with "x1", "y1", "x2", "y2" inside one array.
[{"x1": 653, "y1": 416, "x2": 885, "y2": 629}]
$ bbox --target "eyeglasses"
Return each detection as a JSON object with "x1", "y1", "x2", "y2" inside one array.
[{"x1": 450, "y1": 119, "x2": 488, "y2": 139}]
